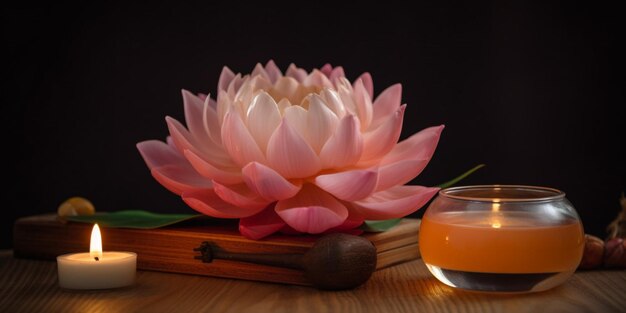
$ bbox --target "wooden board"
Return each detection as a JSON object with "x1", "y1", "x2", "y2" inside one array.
[{"x1": 13, "y1": 215, "x2": 420, "y2": 286}]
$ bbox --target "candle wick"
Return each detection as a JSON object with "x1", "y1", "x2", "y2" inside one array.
[{"x1": 94, "y1": 257, "x2": 99, "y2": 261}]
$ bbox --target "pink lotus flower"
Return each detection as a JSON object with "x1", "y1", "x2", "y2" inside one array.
[{"x1": 137, "y1": 61, "x2": 443, "y2": 239}]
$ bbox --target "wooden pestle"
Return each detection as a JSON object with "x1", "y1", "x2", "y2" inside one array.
[{"x1": 194, "y1": 233, "x2": 377, "y2": 290}]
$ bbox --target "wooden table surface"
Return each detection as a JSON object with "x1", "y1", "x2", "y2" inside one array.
[{"x1": 1, "y1": 250, "x2": 624, "y2": 313}]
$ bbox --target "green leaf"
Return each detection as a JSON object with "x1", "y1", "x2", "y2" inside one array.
[
  {"x1": 361, "y1": 164, "x2": 485, "y2": 232},
  {"x1": 360, "y1": 218, "x2": 402, "y2": 232},
  {"x1": 64, "y1": 210, "x2": 202, "y2": 229},
  {"x1": 437, "y1": 164, "x2": 485, "y2": 189}
]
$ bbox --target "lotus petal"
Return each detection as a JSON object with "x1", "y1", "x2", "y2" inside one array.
[
  {"x1": 184, "y1": 149, "x2": 243, "y2": 185},
  {"x1": 239, "y1": 206, "x2": 286, "y2": 240},
  {"x1": 320, "y1": 115, "x2": 363, "y2": 169},
  {"x1": 381, "y1": 125, "x2": 444, "y2": 165},
  {"x1": 376, "y1": 125, "x2": 444, "y2": 190},
  {"x1": 242, "y1": 162, "x2": 301, "y2": 201},
  {"x1": 264, "y1": 60, "x2": 282, "y2": 83},
  {"x1": 357, "y1": 72, "x2": 373, "y2": 99},
  {"x1": 329, "y1": 66, "x2": 345, "y2": 83},
  {"x1": 266, "y1": 119, "x2": 321, "y2": 178},
  {"x1": 137, "y1": 140, "x2": 212, "y2": 195},
  {"x1": 182, "y1": 188, "x2": 264, "y2": 218},
  {"x1": 303, "y1": 69, "x2": 333, "y2": 88},
  {"x1": 315, "y1": 169, "x2": 378, "y2": 201},
  {"x1": 306, "y1": 94, "x2": 339, "y2": 153},
  {"x1": 320, "y1": 88, "x2": 347, "y2": 118},
  {"x1": 353, "y1": 185, "x2": 439, "y2": 220},
  {"x1": 212, "y1": 182, "x2": 270, "y2": 210},
  {"x1": 251, "y1": 63, "x2": 271, "y2": 82},
  {"x1": 246, "y1": 92, "x2": 281, "y2": 151},
  {"x1": 137, "y1": 140, "x2": 185, "y2": 170},
  {"x1": 221, "y1": 110, "x2": 267, "y2": 166},
  {"x1": 167, "y1": 116, "x2": 233, "y2": 167},
  {"x1": 281, "y1": 105, "x2": 308, "y2": 141},
  {"x1": 360, "y1": 104, "x2": 405, "y2": 162},
  {"x1": 151, "y1": 165, "x2": 213, "y2": 195},
  {"x1": 285, "y1": 63, "x2": 307, "y2": 82},
  {"x1": 182, "y1": 89, "x2": 211, "y2": 143},
  {"x1": 271, "y1": 76, "x2": 299, "y2": 104},
  {"x1": 202, "y1": 96, "x2": 222, "y2": 145},
  {"x1": 275, "y1": 184, "x2": 348, "y2": 233},
  {"x1": 320, "y1": 63, "x2": 333, "y2": 76},
  {"x1": 218, "y1": 66, "x2": 235, "y2": 92},
  {"x1": 371, "y1": 84, "x2": 401, "y2": 129},
  {"x1": 353, "y1": 79, "x2": 373, "y2": 130},
  {"x1": 376, "y1": 159, "x2": 429, "y2": 191}
]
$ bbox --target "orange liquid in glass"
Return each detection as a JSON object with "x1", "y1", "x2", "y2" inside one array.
[{"x1": 420, "y1": 211, "x2": 585, "y2": 273}]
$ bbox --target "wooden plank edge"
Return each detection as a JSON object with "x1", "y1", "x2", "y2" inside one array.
[{"x1": 12, "y1": 214, "x2": 421, "y2": 287}]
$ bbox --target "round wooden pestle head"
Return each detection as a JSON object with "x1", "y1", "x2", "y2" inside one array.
[{"x1": 303, "y1": 233, "x2": 377, "y2": 290}]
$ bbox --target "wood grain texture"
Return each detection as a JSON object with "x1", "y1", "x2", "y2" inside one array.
[
  {"x1": 1, "y1": 250, "x2": 624, "y2": 313},
  {"x1": 13, "y1": 215, "x2": 419, "y2": 286}
]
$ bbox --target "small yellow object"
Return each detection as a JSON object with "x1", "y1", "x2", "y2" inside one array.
[{"x1": 57, "y1": 197, "x2": 96, "y2": 216}]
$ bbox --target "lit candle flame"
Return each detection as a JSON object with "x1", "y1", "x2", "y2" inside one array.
[
  {"x1": 491, "y1": 201, "x2": 501, "y2": 228},
  {"x1": 492, "y1": 201, "x2": 501, "y2": 212},
  {"x1": 90, "y1": 224, "x2": 103, "y2": 261}
]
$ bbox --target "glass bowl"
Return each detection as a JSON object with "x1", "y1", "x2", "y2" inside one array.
[{"x1": 419, "y1": 185, "x2": 585, "y2": 293}]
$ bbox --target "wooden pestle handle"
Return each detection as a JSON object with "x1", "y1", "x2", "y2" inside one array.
[
  {"x1": 195, "y1": 243, "x2": 304, "y2": 269},
  {"x1": 193, "y1": 233, "x2": 377, "y2": 290}
]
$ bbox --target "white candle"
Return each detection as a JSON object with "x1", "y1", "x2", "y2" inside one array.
[{"x1": 57, "y1": 224, "x2": 137, "y2": 289}]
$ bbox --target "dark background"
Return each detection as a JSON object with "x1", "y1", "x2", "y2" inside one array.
[{"x1": 4, "y1": 1, "x2": 624, "y2": 248}]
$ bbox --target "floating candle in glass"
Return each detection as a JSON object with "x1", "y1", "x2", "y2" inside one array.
[{"x1": 419, "y1": 185, "x2": 585, "y2": 293}]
